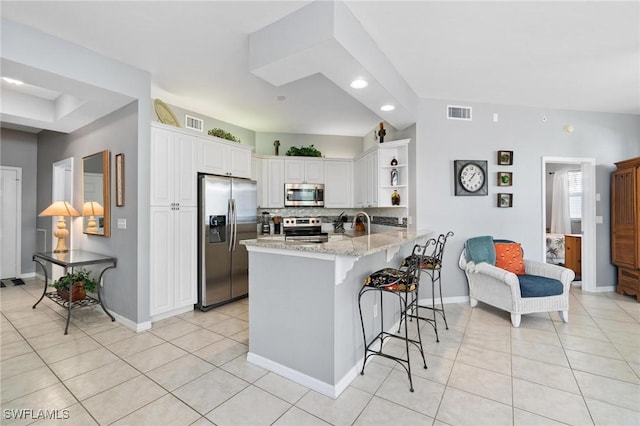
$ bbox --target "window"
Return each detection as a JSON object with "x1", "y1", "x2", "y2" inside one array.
[{"x1": 568, "y1": 170, "x2": 582, "y2": 220}]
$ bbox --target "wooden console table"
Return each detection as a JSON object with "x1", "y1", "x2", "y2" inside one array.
[{"x1": 32, "y1": 250, "x2": 117, "y2": 334}]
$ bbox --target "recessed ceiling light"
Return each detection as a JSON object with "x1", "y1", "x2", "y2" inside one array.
[
  {"x1": 2, "y1": 77, "x2": 24, "y2": 85},
  {"x1": 380, "y1": 104, "x2": 395, "y2": 112},
  {"x1": 350, "y1": 79, "x2": 368, "y2": 89}
]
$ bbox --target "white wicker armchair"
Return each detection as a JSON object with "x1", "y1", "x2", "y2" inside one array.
[{"x1": 459, "y1": 249, "x2": 574, "y2": 327}]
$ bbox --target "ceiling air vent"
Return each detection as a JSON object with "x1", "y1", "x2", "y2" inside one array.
[
  {"x1": 447, "y1": 105, "x2": 472, "y2": 121},
  {"x1": 185, "y1": 114, "x2": 204, "y2": 132}
]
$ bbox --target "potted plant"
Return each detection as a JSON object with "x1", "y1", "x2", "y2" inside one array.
[
  {"x1": 52, "y1": 269, "x2": 98, "y2": 302},
  {"x1": 285, "y1": 145, "x2": 322, "y2": 157}
]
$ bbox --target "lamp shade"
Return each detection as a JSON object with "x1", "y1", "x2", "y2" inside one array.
[
  {"x1": 82, "y1": 201, "x2": 104, "y2": 216},
  {"x1": 39, "y1": 201, "x2": 80, "y2": 217}
]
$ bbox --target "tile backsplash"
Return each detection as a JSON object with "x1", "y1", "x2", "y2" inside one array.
[{"x1": 256, "y1": 207, "x2": 407, "y2": 228}]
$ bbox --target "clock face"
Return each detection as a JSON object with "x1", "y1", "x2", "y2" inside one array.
[
  {"x1": 460, "y1": 163, "x2": 485, "y2": 192},
  {"x1": 454, "y1": 160, "x2": 488, "y2": 196}
]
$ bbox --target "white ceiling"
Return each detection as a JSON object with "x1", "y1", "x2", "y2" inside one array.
[{"x1": 1, "y1": 1, "x2": 638, "y2": 136}]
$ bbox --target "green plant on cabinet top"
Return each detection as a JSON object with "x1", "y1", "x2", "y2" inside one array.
[
  {"x1": 286, "y1": 145, "x2": 323, "y2": 157},
  {"x1": 207, "y1": 128, "x2": 241, "y2": 143}
]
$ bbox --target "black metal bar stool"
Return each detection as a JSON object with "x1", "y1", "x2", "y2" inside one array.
[
  {"x1": 400, "y1": 231, "x2": 454, "y2": 342},
  {"x1": 357, "y1": 241, "x2": 433, "y2": 392}
]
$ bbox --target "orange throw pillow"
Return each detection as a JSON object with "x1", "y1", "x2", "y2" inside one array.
[{"x1": 494, "y1": 242, "x2": 525, "y2": 275}]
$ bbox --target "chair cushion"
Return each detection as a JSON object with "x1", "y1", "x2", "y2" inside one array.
[
  {"x1": 518, "y1": 274, "x2": 563, "y2": 298},
  {"x1": 495, "y1": 242, "x2": 525, "y2": 275},
  {"x1": 401, "y1": 255, "x2": 440, "y2": 270},
  {"x1": 465, "y1": 236, "x2": 496, "y2": 265},
  {"x1": 364, "y1": 268, "x2": 416, "y2": 291}
]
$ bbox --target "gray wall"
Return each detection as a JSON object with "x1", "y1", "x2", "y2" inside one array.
[
  {"x1": 416, "y1": 98, "x2": 640, "y2": 296},
  {"x1": 1, "y1": 128, "x2": 38, "y2": 275},
  {"x1": 255, "y1": 132, "x2": 362, "y2": 158},
  {"x1": 37, "y1": 102, "x2": 139, "y2": 321}
]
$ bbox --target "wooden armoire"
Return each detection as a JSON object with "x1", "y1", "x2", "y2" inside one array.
[{"x1": 611, "y1": 157, "x2": 640, "y2": 301}]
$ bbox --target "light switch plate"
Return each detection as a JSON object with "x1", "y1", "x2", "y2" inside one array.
[
  {"x1": 117, "y1": 218, "x2": 127, "y2": 229},
  {"x1": 596, "y1": 216, "x2": 603, "y2": 224}
]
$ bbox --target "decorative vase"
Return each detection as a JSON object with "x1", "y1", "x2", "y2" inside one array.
[
  {"x1": 57, "y1": 281, "x2": 86, "y2": 302},
  {"x1": 390, "y1": 157, "x2": 398, "y2": 166},
  {"x1": 391, "y1": 190, "x2": 401, "y2": 206},
  {"x1": 391, "y1": 168, "x2": 398, "y2": 186}
]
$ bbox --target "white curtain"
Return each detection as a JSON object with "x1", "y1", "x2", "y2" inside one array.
[{"x1": 551, "y1": 170, "x2": 571, "y2": 234}]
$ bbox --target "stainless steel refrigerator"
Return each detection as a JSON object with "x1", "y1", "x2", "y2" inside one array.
[{"x1": 197, "y1": 174, "x2": 257, "y2": 310}]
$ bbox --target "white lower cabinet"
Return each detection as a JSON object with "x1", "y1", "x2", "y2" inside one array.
[
  {"x1": 149, "y1": 206, "x2": 197, "y2": 319},
  {"x1": 324, "y1": 160, "x2": 352, "y2": 208}
]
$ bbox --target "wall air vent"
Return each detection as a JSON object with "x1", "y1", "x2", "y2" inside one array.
[
  {"x1": 447, "y1": 105, "x2": 472, "y2": 121},
  {"x1": 185, "y1": 115, "x2": 204, "y2": 132}
]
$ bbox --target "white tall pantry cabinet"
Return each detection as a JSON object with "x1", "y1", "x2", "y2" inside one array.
[{"x1": 150, "y1": 123, "x2": 197, "y2": 320}]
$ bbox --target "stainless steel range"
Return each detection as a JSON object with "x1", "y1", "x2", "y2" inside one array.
[{"x1": 283, "y1": 217, "x2": 329, "y2": 243}]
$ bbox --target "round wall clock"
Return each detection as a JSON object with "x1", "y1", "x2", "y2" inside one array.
[{"x1": 454, "y1": 160, "x2": 488, "y2": 196}]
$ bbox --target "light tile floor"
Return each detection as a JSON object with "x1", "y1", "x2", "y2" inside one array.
[{"x1": 1, "y1": 279, "x2": 639, "y2": 425}]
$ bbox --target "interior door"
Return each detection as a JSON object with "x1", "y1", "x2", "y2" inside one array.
[{"x1": 1, "y1": 167, "x2": 20, "y2": 279}]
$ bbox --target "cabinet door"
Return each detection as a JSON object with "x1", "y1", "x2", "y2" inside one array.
[
  {"x1": 353, "y1": 157, "x2": 365, "y2": 207},
  {"x1": 365, "y1": 151, "x2": 378, "y2": 207},
  {"x1": 284, "y1": 159, "x2": 305, "y2": 183},
  {"x1": 229, "y1": 145, "x2": 252, "y2": 179},
  {"x1": 150, "y1": 207, "x2": 175, "y2": 316},
  {"x1": 150, "y1": 127, "x2": 175, "y2": 206},
  {"x1": 174, "y1": 133, "x2": 197, "y2": 206},
  {"x1": 267, "y1": 159, "x2": 285, "y2": 208},
  {"x1": 174, "y1": 206, "x2": 197, "y2": 309},
  {"x1": 564, "y1": 235, "x2": 582, "y2": 277},
  {"x1": 324, "y1": 160, "x2": 352, "y2": 208},
  {"x1": 611, "y1": 167, "x2": 638, "y2": 268},
  {"x1": 305, "y1": 159, "x2": 324, "y2": 184},
  {"x1": 198, "y1": 138, "x2": 227, "y2": 176}
]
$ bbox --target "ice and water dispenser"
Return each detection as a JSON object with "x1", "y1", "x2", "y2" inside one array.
[{"x1": 208, "y1": 215, "x2": 226, "y2": 243}]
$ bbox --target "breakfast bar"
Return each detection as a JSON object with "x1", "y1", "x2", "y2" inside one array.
[{"x1": 241, "y1": 229, "x2": 432, "y2": 398}]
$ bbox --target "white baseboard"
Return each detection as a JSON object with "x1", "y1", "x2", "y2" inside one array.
[
  {"x1": 150, "y1": 305, "x2": 194, "y2": 324},
  {"x1": 110, "y1": 311, "x2": 152, "y2": 332},
  {"x1": 418, "y1": 295, "x2": 470, "y2": 305},
  {"x1": 247, "y1": 352, "x2": 341, "y2": 398},
  {"x1": 592, "y1": 286, "x2": 616, "y2": 293},
  {"x1": 20, "y1": 272, "x2": 36, "y2": 279}
]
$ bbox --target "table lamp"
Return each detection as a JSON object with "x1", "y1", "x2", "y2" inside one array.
[
  {"x1": 82, "y1": 201, "x2": 104, "y2": 234},
  {"x1": 39, "y1": 201, "x2": 80, "y2": 252}
]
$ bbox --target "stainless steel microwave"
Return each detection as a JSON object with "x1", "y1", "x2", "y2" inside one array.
[{"x1": 285, "y1": 183, "x2": 324, "y2": 207}]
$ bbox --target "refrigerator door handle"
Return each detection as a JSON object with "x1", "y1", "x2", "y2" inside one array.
[
  {"x1": 227, "y1": 199, "x2": 234, "y2": 252},
  {"x1": 232, "y1": 199, "x2": 238, "y2": 250}
]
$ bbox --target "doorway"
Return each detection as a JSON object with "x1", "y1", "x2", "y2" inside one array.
[
  {"x1": 51, "y1": 158, "x2": 74, "y2": 280},
  {"x1": 541, "y1": 157, "x2": 596, "y2": 292},
  {"x1": 1, "y1": 167, "x2": 22, "y2": 279}
]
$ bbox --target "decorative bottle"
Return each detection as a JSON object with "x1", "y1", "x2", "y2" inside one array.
[
  {"x1": 391, "y1": 190, "x2": 401, "y2": 206},
  {"x1": 391, "y1": 168, "x2": 398, "y2": 186}
]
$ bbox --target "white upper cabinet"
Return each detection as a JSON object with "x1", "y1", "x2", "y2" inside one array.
[
  {"x1": 150, "y1": 124, "x2": 197, "y2": 207},
  {"x1": 284, "y1": 158, "x2": 324, "y2": 184},
  {"x1": 324, "y1": 160, "x2": 352, "y2": 208},
  {"x1": 198, "y1": 136, "x2": 252, "y2": 179},
  {"x1": 256, "y1": 157, "x2": 285, "y2": 208}
]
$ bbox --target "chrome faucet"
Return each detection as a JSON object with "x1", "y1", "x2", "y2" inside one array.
[{"x1": 352, "y1": 211, "x2": 371, "y2": 236}]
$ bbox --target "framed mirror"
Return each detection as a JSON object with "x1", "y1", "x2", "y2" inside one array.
[{"x1": 82, "y1": 150, "x2": 110, "y2": 237}]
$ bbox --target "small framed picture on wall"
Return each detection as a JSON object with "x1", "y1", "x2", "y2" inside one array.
[
  {"x1": 497, "y1": 150, "x2": 513, "y2": 165},
  {"x1": 497, "y1": 193, "x2": 513, "y2": 208},
  {"x1": 497, "y1": 171, "x2": 513, "y2": 186},
  {"x1": 115, "y1": 153, "x2": 124, "y2": 207}
]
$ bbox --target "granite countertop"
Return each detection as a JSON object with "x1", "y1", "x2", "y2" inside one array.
[{"x1": 241, "y1": 229, "x2": 433, "y2": 257}]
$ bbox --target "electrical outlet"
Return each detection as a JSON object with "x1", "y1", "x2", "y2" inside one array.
[{"x1": 373, "y1": 303, "x2": 378, "y2": 318}]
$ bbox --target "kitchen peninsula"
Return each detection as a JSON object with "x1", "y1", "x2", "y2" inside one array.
[{"x1": 241, "y1": 229, "x2": 433, "y2": 398}]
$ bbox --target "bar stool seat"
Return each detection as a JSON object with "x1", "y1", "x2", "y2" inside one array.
[{"x1": 358, "y1": 241, "x2": 433, "y2": 392}]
